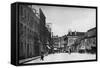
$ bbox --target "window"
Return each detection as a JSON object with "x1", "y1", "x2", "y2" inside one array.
[{"x1": 20, "y1": 5, "x2": 23, "y2": 16}]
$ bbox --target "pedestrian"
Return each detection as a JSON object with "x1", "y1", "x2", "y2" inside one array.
[
  {"x1": 68, "y1": 47, "x2": 71, "y2": 54},
  {"x1": 40, "y1": 52, "x2": 44, "y2": 61}
]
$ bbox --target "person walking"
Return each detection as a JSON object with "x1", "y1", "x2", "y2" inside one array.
[
  {"x1": 68, "y1": 47, "x2": 71, "y2": 54},
  {"x1": 40, "y1": 52, "x2": 44, "y2": 61}
]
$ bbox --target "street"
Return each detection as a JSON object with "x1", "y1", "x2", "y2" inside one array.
[{"x1": 24, "y1": 53, "x2": 96, "y2": 64}]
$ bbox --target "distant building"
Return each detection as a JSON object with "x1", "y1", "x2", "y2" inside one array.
[
  {"x1": 66, "y1": 31, "x2": 85, "y2": 52},
  {"x1": 59, "y1": 35, "x2": 68, "y2": 52},
  {"x1": 46, "y1": 23, "x2": 52, "y2": 33},
  {"x1": 86, "y1": 27, "x2": 96, "y2": 53},
  {"x1": 75, "y1": 27, "x2": 96, "y2": 53},
  {"x1": 86, "y1": 27, "x2": 96, "y2": 38},
  {"x1": 52, "y1": 36, "x2": 60, "y2": 52},
  {"x1": 52, "y1": 35, "x2": 68, "y2": 53},
  {"x1": 78, "y1": 27, "x2": 96, "y2": 53}
]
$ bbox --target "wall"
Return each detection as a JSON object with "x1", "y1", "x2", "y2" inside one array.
[
  {"x1": 67, "y1": 36, "x2": 77, "y2": 46},
  {"x1": 0, "y1": 0, "x2": 99, "y2": 68},
  {"x1": 19, "y1": 5, "x2": 40, "y2": 60}
]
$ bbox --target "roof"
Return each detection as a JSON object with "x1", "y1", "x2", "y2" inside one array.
[
  {"x1": 39, "y1": 8, "x2": 46, "y2": 18},
  {"x1": 67, "y1": 32, "x2": 85, "y2": 37},
  {"x1": 87, "y1": 27, "x2": 96, "y2": 32},
  {"x1": 86, "y1": 27, "x2": 96, "y2": 37}
]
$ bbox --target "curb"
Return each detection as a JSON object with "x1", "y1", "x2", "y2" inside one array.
[{"x1": 19, "y1": 56, "x2": 41, "y2": 64}]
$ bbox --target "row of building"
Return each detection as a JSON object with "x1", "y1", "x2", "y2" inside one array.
[
  {"x1": 52, "y1": 27, "x2": 96, "y2": 54},
  {"x1": 52, "y1": 35, "x2": 68, "y2": 53},
  {"x1": 19, "y1": 5, "x2": 52, "y2": 60}
]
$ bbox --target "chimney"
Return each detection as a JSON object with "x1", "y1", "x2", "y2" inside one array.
[
  {"x1": 68, "y1": 29, "x2": 72, "y2": 35},
  {"x1": 70, "y1": 31, "x2": 72, "y2": 35},
  {"x1": 75, "y1": 31, "x2": 77, "y2": 35}
]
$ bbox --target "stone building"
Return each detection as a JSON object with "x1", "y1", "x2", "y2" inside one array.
[
  {"x1": 19, "y1": 5, "x2": 52, "y2": 61},
  {"x1": 86, "y1": 27, "x2": 96, "y2": 53},
  {"x1": 19, "y1": 5, "x2": 40, "y2": 60},
  {"x1": 52, "y1": 35, "x2": 68, "y2": 53},
  {"x1": 52, "y1": 36, "x2": 60, "y2": 53},
  {"x1": 62, "y1": 35, "x2": 68, "y2": 52},
  {"x1": 78, "y1": 27, "x2": 96, "y2": 53},
  {"x1": 45, "y1": 23, "x2": 53, "y2": 54},
  {"x1": 66, "y1": 31, "x2": 85, "y2": 52},
  {"x1": 58, "y1": 35, "x2": 68, "y2": 53},
  {"x1": 39, "y1": 8, "x2": 52, "y2": 54}
]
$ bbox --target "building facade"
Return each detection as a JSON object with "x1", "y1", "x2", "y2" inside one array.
[
  {"x1": 45, "y1": 23, "x2": 53, "y2": 54},
  {"x1": 52, "y1": 35, "x2": 68, "y2": 53},
  {"x1": 69, "y1": 27, "x2": 96, "y2": 53},
  {"x1": 19, "y1": 5, "x2": 52, "y2": 61},
  {"x1": 52, "y1": 36, "x2": 60, "y2": 53},
  {"x1": 78, "y1": 27, "x2": 96, "y2": 53},
  {"x1": 66, "y1": 31, "x2": 85, "y2": 52},
  {"x1": 39, "y1": 8, "x2": 52, "y2": 54},
  {"x1": 19, "y1": 5, "x2": 40, "y2": 60}
]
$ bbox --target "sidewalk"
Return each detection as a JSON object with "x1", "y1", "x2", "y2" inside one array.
[
  {"x1": 19, "y1": 54, "x2": 48, "y2": 64},
  {"x1": 19, "y1": 56, "x2": 41, "y2": 64}
]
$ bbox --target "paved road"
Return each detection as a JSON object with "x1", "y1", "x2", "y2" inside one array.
[{"x1": 24, "y1": 53, "x2": 96, "y2": 64}]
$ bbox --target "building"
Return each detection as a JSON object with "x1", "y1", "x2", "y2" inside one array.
[
  {"x1": 61, "y1": 35, "x2": 68, "y2": 52},
  {"x1": 66, "y1": 31, "x2": 85, "y2": 52},
  {"x1": 78, "y1": 27, "x2": 96, "y2": 53},
  {"x1": 52, "y1": 36, "x2": 60, "y2": 53},
  {"x1": 86, "y1": 27, "x2": 96, "y2": 38},
  {"x1": 45, "y1": 23, "x2": 53, "y2": 54},
  {"x1": 71, "y1": 27, "x2": 97, "y2": 53},
  {"x1": 46, "y1": 23, "x2": 52, "y2": 33},
  {"x1": 86, "y1": 27, "x2": 96, "y2": 53},
  {"x1": 39, "y1": 8, "x2": 52, "y2": 54},
  {"x1": 19, "y1": 5, "x2": 52, "y2": 62},
  {"x1": 19, "y1": 5, "x2": 40, "y2": 60},
  {"x1": 57, "y1": 35, "x2": 68, "y2": 53},
  {"x1": 52, "y1": 35, "x2": 68, "y2": 53}
]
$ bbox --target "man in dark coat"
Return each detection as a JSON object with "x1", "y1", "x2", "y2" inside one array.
[{"x1": 40, "y1": 52, "x2": 44, "y2": 61}]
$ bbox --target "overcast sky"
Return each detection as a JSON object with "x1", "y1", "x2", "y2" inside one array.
[{"x1": 32, "y1": 5, "x2": 96, "y2": 36}]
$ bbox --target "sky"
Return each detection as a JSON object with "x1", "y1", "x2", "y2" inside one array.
[{"x1": 31, "y1": 5, "x2": 96, "y2": 36}]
